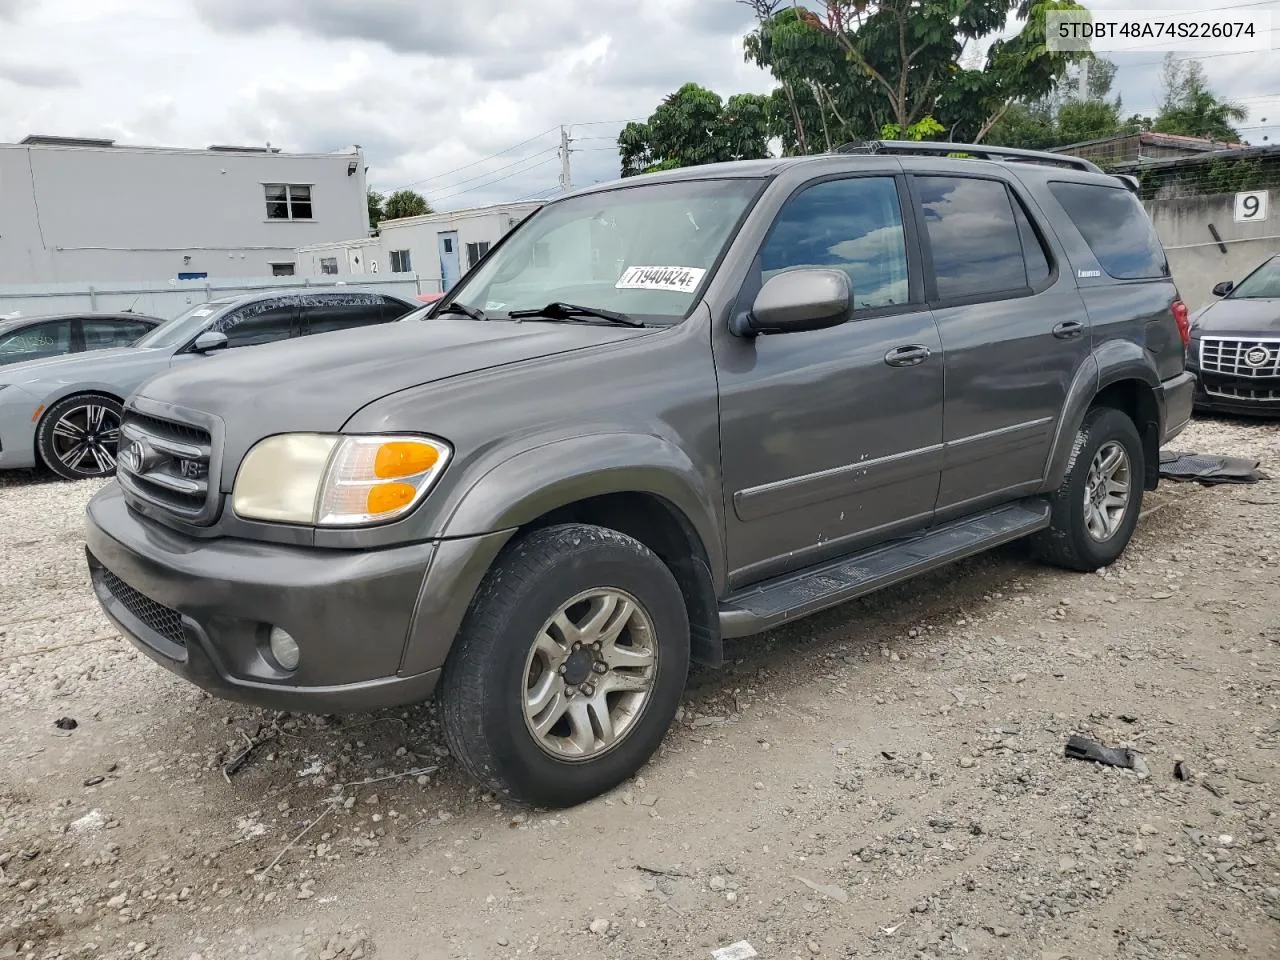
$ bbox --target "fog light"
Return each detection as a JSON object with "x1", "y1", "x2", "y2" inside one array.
[{"x1": 268, "y1": 627, "x2": 300, "y2": 671}]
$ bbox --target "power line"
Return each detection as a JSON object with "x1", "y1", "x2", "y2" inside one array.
[
  {"x1": 432, "y1": 157, "x2": 560, "y2": 204},
  {"x1": 390, "y1": 127, "x2": 559, "y2": 191},
  {"x1": 422, "y1": 146, "x2": 559, "y2": 196}
]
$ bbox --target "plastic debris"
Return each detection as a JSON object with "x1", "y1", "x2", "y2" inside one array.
[
  {"x1": 712, "y1": 942, "x2": 758, "y2": 960},
  {"x1": 1063, "y1": 734, "x2": 1136, "y2": 770}
]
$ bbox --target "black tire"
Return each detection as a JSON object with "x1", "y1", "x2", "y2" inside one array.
[
  {"x1": 36, "y1": 393, "x2": 124, "y2": 481},
  {"x1": 439, "y1": 523, "x2": 690, "y2": 808},
  {"x1": 1032, "y1": 406, "x2": 1144, "y2": 572}
]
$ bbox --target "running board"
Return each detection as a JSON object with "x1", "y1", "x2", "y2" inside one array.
[{"x1": 718, "y1": 499, "x2": 1051, "y2": 639}]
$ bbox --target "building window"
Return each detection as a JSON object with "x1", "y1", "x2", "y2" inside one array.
[
  {"x1": 271, "y1": 263, "x2": 296, "y2": 277},
  {"x1": 466, "y1": 241, "x2": 491, "y2": 268},
  {"x1": 320, "y1": 257, "x2": 338, "y2": 275},
  {"x1": 389, "y1": 249, "x2": 412, "y2": 273},
  {"x1": 265, "y1": 184, "x2": 314, "y2": 220}
]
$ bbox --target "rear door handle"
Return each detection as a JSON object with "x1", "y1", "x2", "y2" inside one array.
[
  {"x1": 1053, "y1": 320, "x2": 1085, "y2": 340},
  {"x1": 884, "y1": 344, "x2": 931, "y2": 367}
]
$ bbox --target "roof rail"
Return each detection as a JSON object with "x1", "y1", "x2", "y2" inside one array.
[{"x1": 835, "y1": 140, "x2": 1103, "y2": 174}]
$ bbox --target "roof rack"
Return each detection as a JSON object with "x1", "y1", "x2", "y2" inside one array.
[{"x1": 835, "y1": 140, "x2": 1103, "y2": 174}]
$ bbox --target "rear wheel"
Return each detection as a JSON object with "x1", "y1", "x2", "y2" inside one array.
[
  {"x1": 439, "y1": 523, "x2": 690, "y2": 807},
  {"x1": 1033, "y1": 406, "x2": 1144, "y2": 572},
  {"x1": 36, "y1": 393, "x2": 123, "y2": 481}
]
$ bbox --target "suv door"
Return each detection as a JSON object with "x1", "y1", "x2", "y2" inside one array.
[
  {"x1": 715, "y1": 174, "x2": 944, "y2": 586},
  {"x1": 908, "y1": 173, "x2": 1089, "y2": 517}
]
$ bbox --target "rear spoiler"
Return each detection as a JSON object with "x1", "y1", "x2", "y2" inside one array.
[{"x1": 1114, "y1": 174, "x2": 1140, "y2": 194}]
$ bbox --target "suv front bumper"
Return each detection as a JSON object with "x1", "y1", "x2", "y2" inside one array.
[{"x1": 84, "y1": 483, "x2": 507, "y2": 713}]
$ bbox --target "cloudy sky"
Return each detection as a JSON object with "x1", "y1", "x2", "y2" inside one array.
[{"x1": 0, "y1": 0, "x2": 1275, "y2": 212}]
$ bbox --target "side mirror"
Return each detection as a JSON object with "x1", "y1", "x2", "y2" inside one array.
[
  {"x1": 732, "y1": 268, "x2": 852, "y2": 337},
  {"x1": 1211, "y1": 280, "x2": 1234, "y2": 297},
  {"x1": 192, "y1": 331, "x2": 229, "y2": 353}
]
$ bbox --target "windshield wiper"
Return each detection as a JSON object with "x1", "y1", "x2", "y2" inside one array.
[
  {"x1": 436, "y1": 301, "x2": 487, "y2": 321},
  {"x1": 507, "y1": 302, "x2": 645, "y2": 327}
]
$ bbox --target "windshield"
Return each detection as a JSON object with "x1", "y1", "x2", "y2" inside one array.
[
  {"x1": 132, "y1": 300, "x2": 232, "y2": 349},
  {"x1": 1228, "y1": 257, "x2": 1280, "y2": 299},
  {"x1": 443, "y1": 178, "x2": 764, "y2": 324}
]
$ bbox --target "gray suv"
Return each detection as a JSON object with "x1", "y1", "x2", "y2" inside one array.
[{"x1": 84, "y1": 142, "x2": 1195, "y2": 807}]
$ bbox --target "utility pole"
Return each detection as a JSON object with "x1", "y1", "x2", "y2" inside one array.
[
  {"x1": 1078, "y1": 57, "x2": 1089, "y2": 102},
  {"x1": 559, "y1": 125, "x2": 573, "y2": 191}
]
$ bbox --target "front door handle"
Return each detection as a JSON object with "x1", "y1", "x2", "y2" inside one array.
[
  {"x1": 884, "y1": 344, "x2": 932, "y2": 367},
  {"x1": 1053, "y1": 320, "x2": 1085, "y2": 340}
]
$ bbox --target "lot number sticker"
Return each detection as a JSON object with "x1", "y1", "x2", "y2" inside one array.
[
  {"x1": 616, "y1": 265, "x2": 707, "y2": 293},
  {"x1": 1234, "y1": 190, "x2": 1269, "y2": 223}
]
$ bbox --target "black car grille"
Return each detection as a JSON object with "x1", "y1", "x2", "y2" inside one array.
[
  {"x1": 101, "y1": 569, "x2": 185, "y2": 647},
  {"x1": 116, "y1": 411, "x2": 214, "y2": 520},
  {"x1": 1198, "y1": 337, "x2": 1280, "y2": 378},
  {"x1": 1205, "y1": 383, "x2": 1280, "y2": 402}
]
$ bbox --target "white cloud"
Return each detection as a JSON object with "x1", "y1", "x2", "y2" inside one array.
[{"x1": 0, "y1": 0, "x2": 1273, "y2": 222}]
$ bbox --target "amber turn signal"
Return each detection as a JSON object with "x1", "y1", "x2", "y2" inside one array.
[{"x1": 374, "y1": 440, "x2": 440, "y2": 479}]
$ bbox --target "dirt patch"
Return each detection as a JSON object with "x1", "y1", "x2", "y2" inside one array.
[{"x1": 1, "y1": 416, "x2": 1277, "y2": 960}]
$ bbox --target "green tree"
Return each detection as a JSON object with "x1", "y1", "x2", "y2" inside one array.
[
  {"x1": 618, "y1": 83, "x2": 771, "y2": 177},
  {"x1": 384, "y1": 189, "x2": 433, "y2": 220},
  {"x1": 740, "y1": 0, "x2": 1089, "y2": 150},
  {"x1": 985, "y1": 55, "x2": 1145, "y2": 149},
  {"x1": 1152, "y1": 55, "x2": 1246, "y2": 142},
  {"x1": 367, "y1": 189, "x2": 385, "y2": 231}
]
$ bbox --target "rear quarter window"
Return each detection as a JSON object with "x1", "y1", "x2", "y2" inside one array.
[{"x1": 1048, "y1": 181, "x2": 1169, "y2": 280}]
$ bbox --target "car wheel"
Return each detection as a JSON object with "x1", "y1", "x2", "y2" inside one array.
[
  {"x1": 36, "y1": 393, "x2": 124, "y2": 481},
  {"x1": 439, "y1": 523, "x2": 690, "y2": 808},
  {"x1": 1033, "y1": 406, "x2": 1144, "y2": 572}
]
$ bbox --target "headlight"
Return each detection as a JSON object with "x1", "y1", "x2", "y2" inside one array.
[{"x1": 232, "y1": 433, "x2": 451, "y2": 526}]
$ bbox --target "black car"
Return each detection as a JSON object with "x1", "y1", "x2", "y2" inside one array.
[
  {"x1": 0, "y1": 311, "x2": 163, "y2": 367},
  {"x1": 1188, "y1": 254, "x2": 1280, "y2": 415}
]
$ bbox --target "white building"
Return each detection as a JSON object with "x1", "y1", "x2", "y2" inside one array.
[
  {"x1": 0, "y1": 135, "x2": 370, "y2": 284},
  {"x1": 297, "y1": 202, "x2": 541, "y2": 293}
]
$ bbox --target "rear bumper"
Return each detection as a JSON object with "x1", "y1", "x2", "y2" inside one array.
[
  {"x1": 85, "y1": 482, "x2": 445, "y2": 712},
  {"x1": 1159, "y1": 370, "x2": 1196, "y2": 442}
]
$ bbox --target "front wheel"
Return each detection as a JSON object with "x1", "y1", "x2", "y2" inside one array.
[
  {"x1": 439, "y1": 523, "x2": 690, "y2": 807},
  {"x1": 36, "y1": 393, "x2": 123, "y2": 481},
  {"x1": 1033, "y1": 406, "x2": 1144, "y2": 572}
]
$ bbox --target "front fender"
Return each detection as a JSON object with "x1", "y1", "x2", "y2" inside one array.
[{"x1": 436, "y1": 432, "x2": 725, "y2": 586}]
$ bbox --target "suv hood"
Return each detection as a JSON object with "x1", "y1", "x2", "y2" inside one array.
[
  {"x1": 1192, "y1": 297, "x2": 1280, "y2": 335},
  {"x1": 135, "y1": 316, "x2": 656, "y2": 433}
]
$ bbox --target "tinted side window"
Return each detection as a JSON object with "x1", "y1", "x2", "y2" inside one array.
[
  {"x1": 217, "y1": 303, "x2": 297, "y2": 348},
  {"x1": 304, "y1": 301, "x2": 385, "y2": 336},
  {"x1": 380, "y1": 297, "x2": 413, "y2": 320},
  {"x1": 1048, "y1": 182, "x2": 1169, "y2": 280},
  {"x1": 760, "y1": 177, "x2": 909, "y2": 310},
  {"x1": 916, "y1": 176, "x2": 1026, "y2": 300},
  {"x1": 1011, "y1": 195, "x2": 1052, "y2": 288},
  {"x1": 0, "y1": 320, "x2": 73, "y2": 364},
  {"x1": 82, "y1": 318, "x2": 153, "y2": 349}
]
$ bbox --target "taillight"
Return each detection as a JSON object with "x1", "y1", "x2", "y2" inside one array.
[{"x1": 1171, "y1": 300, "x2": 1191, "y2": 348}]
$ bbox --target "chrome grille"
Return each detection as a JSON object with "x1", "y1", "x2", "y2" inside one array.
[
  {"x1": 100, "y1": 569, "x2": 185, "y2": 647},
  {"x1": 1198, "y1": 337, "x2": 1280, "y2": 378},
  {"x1": 1205, "y1": 383, "x2": 1280, "y2": 402},
  {"x1": 116, "y1": 410, "x2": 214, "y2": 519}
]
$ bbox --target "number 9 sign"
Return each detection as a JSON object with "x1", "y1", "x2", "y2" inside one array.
[{"x1": 1234, "y1": 190, "x2": 1269, "y2": 223}]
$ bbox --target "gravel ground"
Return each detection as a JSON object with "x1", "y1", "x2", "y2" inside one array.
[{"x1": 1, "y1": 415, "x2": 1277, "y2": 960}]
